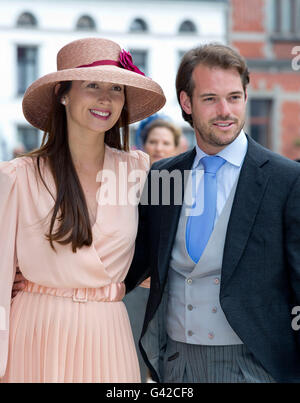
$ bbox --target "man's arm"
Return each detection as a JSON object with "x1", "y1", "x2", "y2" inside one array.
[{"x1": 285, "y1": 174, "x2": 300, "y2": 310}]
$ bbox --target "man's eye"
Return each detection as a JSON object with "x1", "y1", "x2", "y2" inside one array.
[
  {"x1": 231, "y1": 95, "x2": 241, "y2": 101},
  {"x1": 87, "y1": 83, "x2": 98, "y2": 88},
  {"x1": 203, "y1": 97, "x2": 214, "y2": 102}
]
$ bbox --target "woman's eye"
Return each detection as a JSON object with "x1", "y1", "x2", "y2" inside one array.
[
  {"x1": 87, "y1": 83, "x2": 98, "y2": 89},
  {"x1": 112, "y1": 85, "x2": 122, "y2": 92}
]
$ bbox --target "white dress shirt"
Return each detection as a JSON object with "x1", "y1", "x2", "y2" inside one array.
[{"x1": 190, "y1": 130, "x2": 248, "y2": 221}]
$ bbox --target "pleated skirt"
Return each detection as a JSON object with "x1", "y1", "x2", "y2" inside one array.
[{"x1": 1, "y1": 290, "x2": 141, "y2": 383}]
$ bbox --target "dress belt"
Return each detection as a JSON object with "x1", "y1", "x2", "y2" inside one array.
[{"x1": 23, "y1": 280, "x2": 125, "y2": 303}]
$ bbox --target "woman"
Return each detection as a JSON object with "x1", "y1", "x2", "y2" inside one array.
[
  {"x1": 0, "y1": 37, "x2": 165, "y2": 383},
  {"x1": 141, "y1": 118, "x2": 182, "y2": 164}
]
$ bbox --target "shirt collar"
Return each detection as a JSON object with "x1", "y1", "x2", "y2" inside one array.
[{"x1": 193, "y1": 129, "x2": 248, "y2": 169}]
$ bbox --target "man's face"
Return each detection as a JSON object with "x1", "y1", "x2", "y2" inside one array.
[{"x1": 180, "y1": 64, "x2": 247, "y2": 154}]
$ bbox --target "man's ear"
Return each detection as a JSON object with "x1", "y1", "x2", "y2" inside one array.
[{"x1": 180, "y1": 91, "x2": 192, "y2": 115}]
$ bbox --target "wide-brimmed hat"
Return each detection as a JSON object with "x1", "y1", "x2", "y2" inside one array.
[{"x1": 22, "y1": 37, "x2": 166, "y2": 131}]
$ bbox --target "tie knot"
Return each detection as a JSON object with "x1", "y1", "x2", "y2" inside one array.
[{"x1": 201, "y1": 155, "x2": 226, "y2": 174}]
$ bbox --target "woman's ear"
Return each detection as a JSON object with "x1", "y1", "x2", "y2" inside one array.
[{"x1": 180, "y1": 91, "x2": 192, "y2": 115}]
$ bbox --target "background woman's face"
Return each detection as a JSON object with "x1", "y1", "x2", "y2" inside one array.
[{"x1": 144, "y1": 127, "x2": 177, "y2": 164}]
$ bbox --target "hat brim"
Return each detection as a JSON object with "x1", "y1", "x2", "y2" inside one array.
[{"x1": 22, "y1": 65, "x2": 166, "y2": 131}]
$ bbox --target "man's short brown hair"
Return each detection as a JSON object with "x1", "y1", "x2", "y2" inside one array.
[{"x1": 176, "y1": 43, "x2": 250, "y2": 127}]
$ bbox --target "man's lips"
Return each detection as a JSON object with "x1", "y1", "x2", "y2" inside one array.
[{"x1": 212, "y1": 121, "x2": 236, "y2": 130}]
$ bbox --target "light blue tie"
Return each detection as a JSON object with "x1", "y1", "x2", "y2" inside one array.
[{"x1": 186, "y1": 155, "x2": 226, "y2": 263}]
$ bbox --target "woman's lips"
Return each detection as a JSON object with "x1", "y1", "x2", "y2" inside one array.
[{"x1": 89, "y1": 109, "x2": 111, "y2": 120}]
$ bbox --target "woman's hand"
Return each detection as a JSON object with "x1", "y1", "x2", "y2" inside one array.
[{"x1": 12, "y1": 268, "x2": 26, "y2": 298}]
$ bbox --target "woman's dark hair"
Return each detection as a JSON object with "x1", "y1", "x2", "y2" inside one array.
[
  {"x1": 176, "y1": 43, "x2": 250, "y2": 127},
  {"x1": 27, "y1": 81, "x2": 129, "y2": 252}
]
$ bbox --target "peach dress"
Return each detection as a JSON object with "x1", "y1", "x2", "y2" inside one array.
[{"x1": 0, "y1": 145, "x2": 149, "y2": 383}]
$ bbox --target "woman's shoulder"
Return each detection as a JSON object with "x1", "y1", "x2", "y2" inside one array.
[
  {"x1": 0, "y1": 156, "x2": 43, "y2": 186},
  {"x1": 106, "y1": 145, "x2": 150, "y2": 171},
  {"x1": 0, "y1": 156, "x2": 36, "y2": 174}
]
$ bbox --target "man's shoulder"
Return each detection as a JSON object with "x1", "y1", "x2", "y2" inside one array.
[
  {"x1": 247, "y1": 136, "x2": 300, "y2": 174},
  {"x1": 151, "y1": 148, "x2": 195, "y2": 171}
]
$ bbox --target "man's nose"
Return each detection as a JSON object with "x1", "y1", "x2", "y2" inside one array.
[{"x1": 216, "y1": 99, "x2": 231, "y2": 117}]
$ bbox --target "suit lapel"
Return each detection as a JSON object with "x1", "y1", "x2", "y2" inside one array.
[
  {"x1": 158, "y1": 148, "x2": 196, "y2": 286},
  {"x1": 221, "y1": 136, "x2": 270, "y2": 290}
]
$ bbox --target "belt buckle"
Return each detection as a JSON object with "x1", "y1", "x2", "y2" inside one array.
[{"x1": 73, "y1": 288, "x2": 88, "y2": 303}]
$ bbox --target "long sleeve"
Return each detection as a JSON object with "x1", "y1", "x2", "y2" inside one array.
[
  {"x1": 0, "y1": 161, "x2": 18, "y2": 377},
  {"x1": 285, "y1": 174, "x2": 300, "y2": 306}
]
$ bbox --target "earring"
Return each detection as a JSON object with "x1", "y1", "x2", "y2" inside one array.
[{"x1": 61, "y1": 97, "x2": 66, "y2": 105}]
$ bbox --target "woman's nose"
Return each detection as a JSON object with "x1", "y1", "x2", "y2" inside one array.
[{"x1": 97, "y1": 90, "x2": 111, "y2": 103}]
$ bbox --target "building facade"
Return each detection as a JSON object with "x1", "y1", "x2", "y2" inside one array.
[
  {"x1": 229, "y1": 0, "x2": 300, "y2": 159},
  {"x1": 0, "y1": 0, "x2": 227, "y2": 158}
]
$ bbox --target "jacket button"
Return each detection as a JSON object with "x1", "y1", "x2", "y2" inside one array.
[
  {"x1": 187, "y1": 278, "x2": 193, "y2": 285},
  {"x1": 187, "y1": 330, "x2": 193, "y2": 336},
  {"x1": 187, "y1": 304, "x2": 193, "y2": 311}
]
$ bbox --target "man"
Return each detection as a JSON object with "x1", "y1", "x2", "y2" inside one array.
[{"x1": 125, "y1": 43, "x2": 300, "y2": 383}]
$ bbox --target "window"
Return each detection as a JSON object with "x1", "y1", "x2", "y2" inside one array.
[
  {"x1": 178, "y1": 20, "x2": 197, "y2": 34},
  {"x1": 249, "y1": 99, "x2": 273, "y2": 149},
  {"x1": 272, "y1": 0, "x2": 300, "y2": 35},
  {"x1": 17, "y1": 125, "x2": 40, "y2": 152},
  {"x1": 16, "y1": 12, "x2": 37, "y2": 27},
  {"x1": 17, "y1": 46, "x2": 38, "y2": 95},
  {"x1": 129, "y1": 49, "x2": 148, "y2": 76},
  {"x1": 76, "y1": 15, "x2": 96, "y2": 31},
  {"x1": 129, "y1": 18, "x2": 148, "y2": 33}
]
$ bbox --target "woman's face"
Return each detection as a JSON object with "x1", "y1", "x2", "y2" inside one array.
[
  {"x1": 144, "y1": 127, "x2": 177, "y2": 164},
  {"x1": 63, "y1": 80, "x2": 125, "y2": 137}
]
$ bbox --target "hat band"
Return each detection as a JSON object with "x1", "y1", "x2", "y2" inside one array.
[
  {"x1": 77, "y1": 60, "x2": 121, "y2": 69},
  {"x1": 76, "y1": 49, "x2": 145, "y2": 76}
]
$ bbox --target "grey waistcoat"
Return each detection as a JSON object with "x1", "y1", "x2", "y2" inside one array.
[{"x1": 166, "y1": 177, "x2": 242, "y2": 345}]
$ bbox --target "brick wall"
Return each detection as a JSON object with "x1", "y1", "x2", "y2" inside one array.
[{"x1": 229, "y1": 0, "x2": 300, "y2": 159}]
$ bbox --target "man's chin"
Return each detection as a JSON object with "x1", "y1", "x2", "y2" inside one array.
[{"x1": 210, "y1": 130, "x2": 241, "y2": 146}]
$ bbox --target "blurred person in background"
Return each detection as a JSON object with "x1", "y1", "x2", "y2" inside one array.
[{"x1": 142, "y1": 118, "x2": 182, "y2": 164}]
